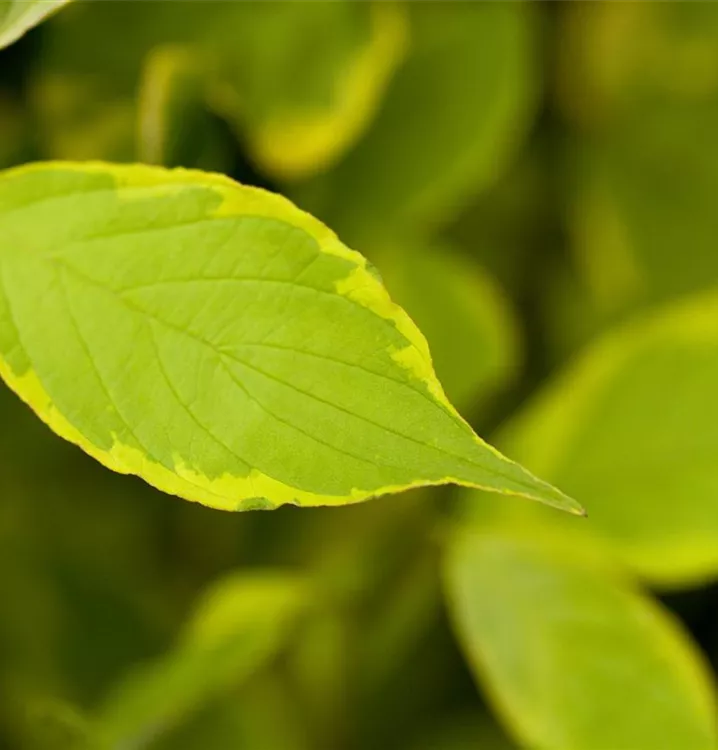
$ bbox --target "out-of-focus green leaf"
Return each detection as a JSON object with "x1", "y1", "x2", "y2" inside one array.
[
  {"x1": 380, "y1": 242, "x2": 520, "y2": 412},
  {"x1": 0, "y1": 0, "x2": 69, "y2": 50},
  {"x1": 445, "y1": 528, "x2": 718, "y2": 750},
  {"x1": 297, "y1": 1, "x2": 539, "y2": 247},
  {"x1": 97, "y1": 571, "x2": 309, "y2": 747},
  {"x1": 492, "y1": 291, "x2": 718, "y2": 586},
  {"x1": 561, "y1": 3, "x2": 718, "y2": 316},
  {"x1": 0, "y1": 161, "x2": 580, "y2": 513},
  {"x1": 32, "y1": 1, "x2": 404, "y2": 175},
  {"x1": 207, "y1": 1, "x2": 407, "y2": 180}
]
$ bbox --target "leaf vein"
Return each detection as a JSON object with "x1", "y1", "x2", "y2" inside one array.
[
  {"x1": 146, "y1": 320, "x2": 253, "y2": 475},
  {"x1": 217, "y1": 354, "x2": 411, "y2": 475}
]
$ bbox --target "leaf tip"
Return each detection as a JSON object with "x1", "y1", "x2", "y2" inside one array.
[{"x1": 548, "y1": 489, "x2": 586, "y2": 517}]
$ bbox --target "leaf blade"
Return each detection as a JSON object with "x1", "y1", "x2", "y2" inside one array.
[
  {"x1": 0, "y1": 161, "x2": 580, "y2": 513},
  {"x1": 445, "y1": 528, "x2": 718, "y2": 750}
]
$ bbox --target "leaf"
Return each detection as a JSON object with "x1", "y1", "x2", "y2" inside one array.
[
  {"x1": 0, "y1": 161, "x2": 580, "y2": 513},
  {"x1": 98, "y1": 571, "x2": 308, "y2": 746},
  {"x1": 206, "y1": 1, "x2": 408, "y2": 180},
  {"x1": 295, "y1": 1, "x2": 539, "y2": 247},
  {"x1": 31, "y1": 2, "x2": 404, "y2": 176},
  {"x1": 444, "y1": 529, "x2": 718, "y2": 750},
  {"x1": 492, "y1": 291, "x2": 718, "y2": 585},
  {"x1": 379, "y1": 242, "x2": 520, "y2": 411},
  {"x1": 0, "y1": 0, "x2": 70, "y2": 50}
]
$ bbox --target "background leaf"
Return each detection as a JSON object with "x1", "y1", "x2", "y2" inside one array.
[
  {"x1": 205, "y1": 1, "x2": 407, "y2": 180},
  {"x1": 295, "y1": 1, "x2": 539, "y2": 248},
  {"x1": 445, "y1": 528, "x2": 718, "y2": 750},
  {"x1": 489, "y1": 291, "x2": 718, "y2": 587},
  {"x1": 30, "y1": 1, "x2": 403, "y2": 178}
]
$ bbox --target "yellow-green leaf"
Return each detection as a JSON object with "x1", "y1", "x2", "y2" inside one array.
[
  {"x1": 495, "y1": 291, "x2": 718, "y2": 585},
  {"x1": 206, "y1": 1, "x2": 408, "y2": 180},
  {"x1": 297, "y1": 1, "x2": 539, "y2": 247},
  {"x1": 0, "y1": 161, "x2": 580, "y2": 514},
  {"x1": 31, "y1": 1, "x2": 405, "y2": 177},
  {"x1": 445, "y1": 529, "x2": 718, "y2": 750}
]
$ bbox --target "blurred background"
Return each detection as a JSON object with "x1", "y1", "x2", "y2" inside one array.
[{"x1": 2, "y1": 2, "x2": 718, "y2": 748}]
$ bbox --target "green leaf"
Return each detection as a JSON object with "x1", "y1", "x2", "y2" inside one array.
[
  {"x1": 31, "y1": 2, "x2": 404, "y2": 176},
  {"x1": 296, "y1": 1, "x2": 539, "y2": 247},
  {"x1": 0, "y1": 0, "x2": 70, "y2": 50},
  {"x1": 206, "y1": 1, "x2": 408, "y2": 180},
  {"x1": 493, "y1": 291, "x2": 718, "y2": 585},
  {"x1": 379, "y1": 242, "x2": 520, "y2": 411},
  {"x1": 98, "y1": 571, "x2": 308, "y2": 746},
  {"x1": 0, "y1": 161, "x2": 579, "y2": 513},
  {"x1": 445, "y1": 529, "x2": 718, "y2": 750}
]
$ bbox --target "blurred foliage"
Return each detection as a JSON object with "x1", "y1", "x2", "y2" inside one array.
[
  {"x1": 446, "y1": 528, "x2": 716, "y2": 750},
  {"x1": 2, "y1": 2, "x2": 718, "y2": 749}
]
